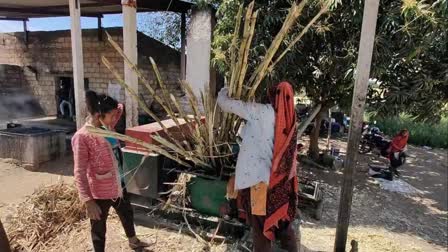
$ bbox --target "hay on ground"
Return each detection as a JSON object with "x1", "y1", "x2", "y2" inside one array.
[{"x1": 6, "y1": 182, "x2": 85, "y2": 251}]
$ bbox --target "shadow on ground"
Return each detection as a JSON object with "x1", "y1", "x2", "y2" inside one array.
[{"x1": 299, "y1": 137, "x2": 447, "y2": 249}]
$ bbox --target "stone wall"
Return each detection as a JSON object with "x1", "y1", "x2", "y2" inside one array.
[
  {"x1": 0, "y1": 28, "x2": 182, "y2": 117},
  {"x1": 0, "y1": 64, "x2": 23, "y2": 90}
]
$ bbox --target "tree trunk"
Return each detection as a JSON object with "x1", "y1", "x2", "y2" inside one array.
[{"x1": 309, "y1": 107, "x2": 326, "y2": 161}]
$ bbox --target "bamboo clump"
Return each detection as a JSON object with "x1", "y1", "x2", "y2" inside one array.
[{"x1": 88, "y1": 0, "x2": 329, "y2": 175}]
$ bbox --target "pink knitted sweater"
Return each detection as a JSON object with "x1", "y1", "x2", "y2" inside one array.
[{"x1": 72, "y1": 104, "x2": 123, "y2": 202}]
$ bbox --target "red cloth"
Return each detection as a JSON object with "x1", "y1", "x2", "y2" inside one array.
[
  {"x1": 263, "y1": 82, "x2": 299, "y2": 241},
  {"x1": 390, "y1": 134, "x2": 408, "y2": 153}
]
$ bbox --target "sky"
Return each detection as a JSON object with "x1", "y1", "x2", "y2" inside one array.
[
  {"x1": 0, "y1": 15, "x2": 123, "y2": 32},
  {"x1": 0, "y1": 13, "x2": 180, "y2": 48},
  {"x1": 0, "y1": 13, "x2": 166, "y2": 33}
]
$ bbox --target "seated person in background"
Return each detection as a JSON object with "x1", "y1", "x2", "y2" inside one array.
[{"x1": 388, "y1": 129, "x2": 409, "y2": 176}]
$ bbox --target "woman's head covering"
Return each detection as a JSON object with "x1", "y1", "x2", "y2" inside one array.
[{"x1": 269, "y1": 82, "x2": 297, "y2": 175}]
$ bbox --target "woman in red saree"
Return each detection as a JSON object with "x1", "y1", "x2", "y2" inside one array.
[
  {"x1": 389, "y1": 129, "x2": 409, "y2": 154},
  {"x1": 388, "y1": 129, "x2": 409, "y2": 176},
  {"x1": 236, "y1": 82, "x2": 299, "y2": 252}
]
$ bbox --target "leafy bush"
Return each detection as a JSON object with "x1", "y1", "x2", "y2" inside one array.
[{"x1": 374, "y1": 115, "x2": 448, "y2": 149}]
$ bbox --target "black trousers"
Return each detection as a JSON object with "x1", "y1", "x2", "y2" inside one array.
[{"x1": 90, "y1": 191, "x2": 136, "y2": 252}]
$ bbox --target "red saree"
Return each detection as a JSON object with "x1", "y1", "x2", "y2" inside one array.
[{"x1": 263, "y1": 82, "x2": 299, "y2": 240}]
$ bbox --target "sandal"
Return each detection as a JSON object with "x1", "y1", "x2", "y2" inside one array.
[{"x1": 129, "y1": 238, "x2": 151, "y2": 250}]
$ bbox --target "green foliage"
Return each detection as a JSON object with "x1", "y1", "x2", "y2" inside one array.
[
  {"x1": 213, "y1": 0, "x2": 447, "y2": 123},
  {"x1": 368, "y1": 0, "x2": 448, "y2": 122},
  {"x1": 374, "y1": 115, "x2": 448, "y2": 148},
  {"x1": 213, "y1": 0, "x2": 355, "y2": 108}
]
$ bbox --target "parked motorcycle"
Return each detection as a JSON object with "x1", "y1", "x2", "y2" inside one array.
[{"x1": 359, "y1": 124, "x2": 390, "y2": 156}]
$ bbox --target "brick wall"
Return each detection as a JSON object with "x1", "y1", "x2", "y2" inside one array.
[{"x1": 0, "y1": 28, "x2": 182, "y2": 117}]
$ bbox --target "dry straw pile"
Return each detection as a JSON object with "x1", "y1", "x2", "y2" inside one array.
[{"x1": 7, "y1": 182, "x2": 85, "y2": 251}]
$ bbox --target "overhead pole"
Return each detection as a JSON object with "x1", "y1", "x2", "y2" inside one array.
[{"x1": 334, "y1": 0, "x2": 380, "y2": 251}]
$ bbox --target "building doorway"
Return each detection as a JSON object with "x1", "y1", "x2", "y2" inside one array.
[{"x1": 56, "y1": 77, "x2": 89, "y2": 121}]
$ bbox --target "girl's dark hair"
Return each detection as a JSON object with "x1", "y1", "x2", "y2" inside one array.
[{"x1": 85, "y1": 90, "x2": 118, "y2": 116}]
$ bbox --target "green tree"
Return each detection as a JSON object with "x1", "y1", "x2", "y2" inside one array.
[
  {"x1": 369, "y1": 0, "x2": 448, "y2": 123},
  {"x1": 213, "y1": 0, "x2": 448, "y2": 159},
  {"x1": 213, "y1": 0, "x2": 359, "y2": 159}
]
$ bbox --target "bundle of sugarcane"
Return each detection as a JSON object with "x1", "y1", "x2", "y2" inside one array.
[{"x1": 89, "y1": 0, "x2": 329, "y2": 175}]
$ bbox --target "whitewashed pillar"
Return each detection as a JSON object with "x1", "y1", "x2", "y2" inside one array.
[
  {"x1": 186, "y1": 8, "x2": 213, "y2": 99},
  {"x1": 69, "y1": 0, "x2": 86, "y2": 129},
  {"x1": 122, "y1": 0, "x2": 138, "y2": 127}
]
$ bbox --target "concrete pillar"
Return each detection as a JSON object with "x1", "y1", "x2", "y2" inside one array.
[
  {"x1": 186, "y1": 7, "x2": 214, "y2": 99},
  {"x1": 69, "y1": 0, "x2": 86, "y2": 129},
  {"x1": 122, "y1": 0, "x2": 138, "y2": 127}
]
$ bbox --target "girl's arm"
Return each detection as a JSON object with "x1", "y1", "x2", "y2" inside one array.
[
  {"x1": 111, "y1": 103, "x2": 124, "y2": 129},
  {"x1": 72, "y1": 134, "x2": 93, "y2": 202}
]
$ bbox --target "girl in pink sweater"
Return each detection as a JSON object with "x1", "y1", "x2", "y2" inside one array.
[{"x1": 72, "y1": 91, "x2": 149, "y2": 252}]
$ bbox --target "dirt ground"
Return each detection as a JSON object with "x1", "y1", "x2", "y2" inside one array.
[
  {"x1": 298, "y1": 137, "x2": 447, "y2": 252},
  {"x1": 0, "y1": 137, "x2": 447, "y2": 251}
]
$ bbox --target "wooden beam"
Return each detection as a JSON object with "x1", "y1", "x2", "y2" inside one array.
[
  {"x1": 69, "y1": 0, "x2": 87, "y2": 129},
  {"x1": 0, "y1": 7, "x2": 101, "y2": 17},
  {"x1": 47, "y1": 2, "x2": 119, "y2": 9},
  {"x1": 90, "y1": 0, "x2": 192, "y2": 12},
  {"x1": 333, "y1": 0, "x2": 380, "y2": 251},
  {"x1": 180, "y1": 12, "x2": 186, "y2": 80},
  {"x1": 123, "y1": 0, "x2": 139, "y2": 127},
  {"x1": 0, "y1": 17, "x2": 28, "y2": 21}
]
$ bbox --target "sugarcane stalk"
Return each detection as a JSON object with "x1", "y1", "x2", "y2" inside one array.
[
  {"x1": 169, "y1": 94, "x2": 202, "y2": 145},
  {"x1": 151, "y1": 134, "x2": 211, "y2": 168},
  {"x1": 149, "y1": 57, "x2": 192, "y2": 146},
  {"x1": 201, "y1": 90, "x2": 217, "y2": 168},
  {"x1": 268, "y1": 5, "x2": 329, "y2": 74},
  {"x1": 229, "y1": 3, "x2": 244, "y2": 96},
  {"x1": 106, "y1": 32, "x2": 179, "y2": 121},
  {"x1": 102, "y1": 56, "x2": 188, "y2": 153},
  {"x1": 86, "y1": 126, "x2": 192, "y2": 167},
  {"x1": 102, "y1": 56, "x2": 161, "y2": 123},
  {"x1": 246, "y1": 0, "x2": 308, "y2": 99},
  {"x1": 235, "y1": 5, "x2": 257, "y2": 99},
  {"x1": 219, "y1": 3, "x2": 255, "y2": 141},
  {"x1": 233, "y1": 1, "x2": 255, "y2": 99},
  {"x1": 181, "y1": 81, "x2": 205, "y2": 128}
]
